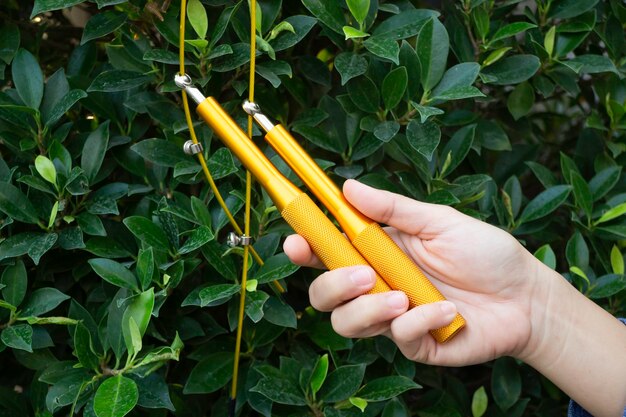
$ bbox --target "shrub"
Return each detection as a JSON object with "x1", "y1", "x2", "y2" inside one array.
[{"x1": 0, "y1": 0, "x2": 625, "y2": 416}]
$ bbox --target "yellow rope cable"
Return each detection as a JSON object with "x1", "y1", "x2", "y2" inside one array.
[{"x1": 230, "y1": 0, "x2": 257, "y2": 401}]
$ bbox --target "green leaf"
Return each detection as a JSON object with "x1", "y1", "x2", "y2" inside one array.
[
  {"x1": 489, "y1": 22, "x2": 537, "y2": 44},
  {"x1": 481, "y1": 55, "x2": 541, "y2": 85},
  {"x1": 270, "y1": 15, "x2": 317, "y2": 52},
  {"x1": 358, "y1": 376, "x2": 421, "y2": 401},
  {"x1": 301, "y1": 0, "x2": 345, "y2": 35},
  {"x1": 253, "y1": 253, "x2": 300, "y2": 284},
  {"x1": 406, "y1": 119, "x2": 440, "y2": 161},
  {"x1": 31, "y1": 0, "x2": 85, "y2": 18},
  {"x1": 589, "y1": 166, "x2": 621, "y2": 201},
  {"x1": 187, "y1": 0, "x2": 208, "y2": 39},
  {"x1": 570, "y1": 171, "x2": 592, "y2": 219},
  {"x1": 374, "y1": 121, "x2": 400, "y2": 143},
  {"x1": 131, "y1": 138, "x2": 189, "y2": 168},
  {"x1": 20, "y1": 287, "x2": 70, "y2": 317},
  {"x1": 534, "y1": 244, "x2": 556, "y2": 270},
  {"x1": 347, "y1": 76, "x2": 380, "y2": 113},
  {"x1": 1, "y1": 260, "x2": 27, "y2": 307},
  {"x1": 363, "y1": 37, "x2": 399, "y2": 64},
  {"x1": 35, "y1": 155, "x2": 57, "y2": 186},
  {"x1": 28, "y1": 232, "x2": 58, "y2": 265},
  {"x1": 1, "y1": 324, "x2": 33, "y2": 352},
  {"x1": 350, "y1": 397, "x2": 368, "y2": 412},
  {"x1": 0, "y1": 24, "x2": 20, "y2": 65},
  {"x1": 491, "y1": 357, "x2": 521, "y2": 411},
  {"x1": 88, "y1": 258, "x2": 139, "y2": 291},
  {"x1": 136, "y1": 248, "x2": 154, "y2": 291},
  {"x1": 564, "y1": 55, "x2": 618, "y2": 75},
  {"x1": 507, "y1": 82, "x2": 534, "y2": 120},
  {"x1": 44, "y1": 89, "x2": 87, "y2": 127},
  {"x1": 251, "y1": 375, "x2": 307, "y2": 405},
  {"x1": 544, "y1": 26, "x2": 556, "y2": 57},
  {"x1": 87, "y1": 70, "x2": 152, "y2": 92},
  {"x1": 125, "y1": 316, "x2": 142, "y2": 357},
  {"x1": 334, "y1": 52, "x2": 368, "y2": 86},
  {"x1": 410, "y1": 102, "x2": 444, "y2": 123},
  {"x1": 587, "y1": 274, "x2": 626, "y2": 299},
  {"x1": 0, "y1": 182, "x2": 40, "y2": 224},
  {"x1": 184, "y1": 351, "x2": 234, "y2": 394},
  {"x1": 611, "y1": 245, "x2": 624, "y2": 275},
  {"x1": 594, "y1": 202, "x2": 626, "y2": 225},
  {"x1": 382, "y1": 67, "x2": 407, "y2": 110},
  {"x1": 346, "y1": 0, "x2": 370, "y2": 25},
  {"x1": 12, "y1": 48, "x2": 44, "y2": 109},
  {"x1": 319, "y1": 364, "x2": 366, "y2": 402},
  {"x1": 416, "y1": 18, "x2": 449, "y2": 92},
  {"x1": 471, "y1": 386, "x2": 488, "y2": 417},
  {"x1": 518, "y1": 185, "x2": 572, "y2": 224},
  {"x1": 73, "y1": 322, "x2": 100, "y2": 371},
  {"x1": 93, "y1": 375, "x2": 139, "y2": 417},
  {"x1": 477, "y1": 120, "x2": 511, "y2": 151},
  {"x1": 262, "y1": 297, "x2": 297, "y2": 328},
  {"x1": 81, "y1": 10, "x2": 127, "y2": 45},
  {"x1": 198, "y1": 284, "x2": 240, "y2": 307},
  {"x1": 123, "y1": 216, "x2": 170, "y2": 249},
  {"x1": 440, "y1": 124, "x2": 475, "y2": 177},
  {"x1": 309, "y1": 354, "x2": 329, "y2": 397},
  {"x1": 178, "y1": 225, "x2": 214, "y2": 255},
  {"x1": 548, "y1": 0, "x2": 599, "y2": 19},
  {"x1": 431, "y1": 62, "x2": 480, "y2": 98},
  {"x1": 81, "y1": 121, "x2": 110, "y2": 184},
  {"x1": 130, "y1": 372, "x2": 175, "y2": 411},
  {"x1": 430, "y1": 85, "x2": 484, "y2": 101},
  {"x1": 343, "y1": 26, "x2": 369, "y2": 40},
  {"x1": 372, "y1": 9, "x2": 438, "y2": 40}
]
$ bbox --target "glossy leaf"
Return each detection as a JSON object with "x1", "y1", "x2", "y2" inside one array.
[
  {"x1": 382, "y1": 67, "x2": 407, "y2": 110},
  {"x1": 416, "y1": 18, "x2": 449, "y2": 92},
  {"x1": 89, "y1": 258, "x2": 139, "y2": 291},
  {"x1": 1, "y1": 324, "x2": 33, "y2": 352},
  {"x1": 1, "y1": 259, "x2": 27, "y2": 307},
  {"x1": 81, "y1": 121, "x2": 110, "y2": 184},
  {"x1": 12, "y1": 48, "x2": 44, "y2": 109},
  {"x1": 491, "y1": 357, "x2": 521, "y2": 411},
  {"x1": 0, "y1": 182, "x2": 40, "y2": 224},
  {"x1": 123, "y1": 216, "x2": 170, "y2": 249},
  {"x1": 93, "y1": 375, "x2": 139, "y2": 417},
  {"x1": 406, "y1": 119, "x2": 440, "y2": 161},
  {"x1": 184, "y1": 351, "x2": 234, "y2": 394},
  {"x1": 518, "y1": 185, "x2": 572, "y2": 224},
  {"x1": 81, "y1": 10, "x2": 127, "y2": 45},
  {"x1": 357, "y1": 376, "x2": 421, "y2": 401},
  {"x1": 20, "y1": 287, "x2": 70, "y2": 317},
  {"x1": 334, "y1": 52, "x2": 368, "y2": 86},
  {"x1": 481, "y1": 55, "x2": 541, "y2": 85},
  {"x1": 87, "y1": 70, "x2": 152, "y2": 92},
  {"x1": 319, "y1": 364, "x2": 366, "y2": 402}
]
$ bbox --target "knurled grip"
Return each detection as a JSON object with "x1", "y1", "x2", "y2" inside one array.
[
  {"x1": 282, "y1": 193, "x2": 391, "y2": 294},
  {"x1": 352, "y1": 223, "x2": 466, "y2": 343}
]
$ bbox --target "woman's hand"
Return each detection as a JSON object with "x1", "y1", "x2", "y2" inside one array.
[{"x1": 284, "y1": 179, "x2": 544, "y2": 367}]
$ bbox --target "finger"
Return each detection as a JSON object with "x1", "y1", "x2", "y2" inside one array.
[
  {"x1": 389, "y1": 301, "x2": 458, "y2": 346},
  {"x1": 343, "y1": 179, "x2": 463, "y2": 238},
  {"x1": 283, "y1": 234, "x2": 324, "y2": 269},
  {"x1": 331, "y1": 291, "x2": 409, "y2": 338},
  {"x1": 308, "y1": 266, "x2": 376, "y2": 311}
]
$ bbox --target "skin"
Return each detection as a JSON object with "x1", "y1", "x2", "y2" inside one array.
[{"x1": 284, "y1": 180, "x2": 626, "y2": 417}]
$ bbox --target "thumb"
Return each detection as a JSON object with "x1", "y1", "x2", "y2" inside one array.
[{"x1": 343, "y1": 179, "x2": 460, "y2": 237}]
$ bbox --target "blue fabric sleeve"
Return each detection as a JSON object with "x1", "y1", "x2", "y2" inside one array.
[{"x1": 567, "y1": 318, "x2": 626, "y2": 417}]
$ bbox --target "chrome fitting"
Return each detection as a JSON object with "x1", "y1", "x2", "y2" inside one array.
[
  {"x1": 173, "y1": 73, "x2": 206, "y2": 104},
  {"x1": 183, "y1": 140, "x2": 203, "y2": 155},
  {"x1": 227, "y1": 232, "x2": 252, "y2": 247},
  {"x1": 242, "y1": 100, "x2": 275, "y2": 133},
  {"x1": 174, "y1": 73, "x2": 192, "y2": 88}
]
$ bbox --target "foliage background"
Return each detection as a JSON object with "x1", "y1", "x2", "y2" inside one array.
[{"x1": 0, "y1": 0, "x2": 625, "y2": 416}]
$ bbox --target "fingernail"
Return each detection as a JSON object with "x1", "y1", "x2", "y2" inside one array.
[
  {"x1": 439, "y1": 301, "x2": 457, "y2": 319},
  {"x1": 386, "y1": 292, "x2": 407, "y2": 309},
  {"x1": 350, "y1": 267, "x2": 374, "y2": 287}
]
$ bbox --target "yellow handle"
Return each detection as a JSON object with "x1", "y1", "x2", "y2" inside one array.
[
  {"x1": 282, "y1": 193, "x2": 390, "y2": 294},
  {"x1": 352, "y1": 223, "x2": 465, "y2": 343}
]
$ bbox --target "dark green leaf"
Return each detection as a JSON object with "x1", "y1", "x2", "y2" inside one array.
[
  {"x1": 27, "y1": 233, "x2": 58, "y2": 265},
  {"x1": 570, "y1": 171, "x2": 592, "y2": 219},
  {"x1": 31, "y1": 0, "x2": 85, "y2": 18},
  {"x1": 417, "y1": 18, "x2": 449, "y2": 92},
  {"x1": 358, "y1": 376, "x2": 421, "y2": 401},
  {"x1": 319, "y1": 364, "x2": 366, "y2": 402},
  {"x1": 253, "y1": 253, "x2": 300, "y2": 284},
  {"x1": 82, "y1": 11, "x2": 127, "y2": 45},
  {"x1": 178, "y1": 225, "x2": 214, "y2": 255},
  {"x1": 372, "y1": 9, "x2": 438, "y2": 40},
  {"x1": 481, "y1": 55, "x2": 541, "y2": 85},
  {"x1": 87, "y1": 70, "x2": 152, "y2": 92},
  {"x1": 1, "y1": 260, "x2": 27, "y2": 307},
  {"x1": 406, "y1": 120, "x2": 440, "y2": 161},
  {"x1": 1, "y1": 324, "x2": 33, "y2": 352},
  {"x1": 548, "y1": 0, "x2": 599, "y2": 19},
  {"x1": 20, "y1": 287, "x2": 70, "y2": 317},
  {"x1": 431, "y1": 62, "x2": 480, "y2": 98},
  {"x1": 347, "y1": 76, "x2": 380, "y2": 113},
  {"x1": 184, "y1": 351, "x2": 234, "y2": 394},
  {"x1": 374, "y1": 121, "x2": 400, "y2": 143},
  {"x1": 251, "y1": 375, "x2": 307, "y2": 405},
  {"x1": 441, "y1": 124, "x2": 475, "y2": 177},
  {"x1": 131, "y1": 138, "x2": 189, "y2": 168},
  {"x1": 88, "y1": 258, "x2": 139, "y2": 291},
  {"x1": 382, "y1": 67, "x2": 408, "y2": 110},
  {"x1": 507, "y1": 82, "x2": 534, "y2": 120},
  {"x1": 0, "y1": 24, "x2": 20, "y2": 65},
  {"x1": 93, "y1": 375, "x2": 139, "y2": 417},
  {"x1": 301, "y1": 0, "x2": 345, "y2": 34},
  {"x1": 73, "y1": 322, "x2": 100, "y2": 371},
  {"x1": 518, "y1": 185, "x2": 572, "y2": 224},
  {"x1": 587, "y1": 274, "x2": 626, "y2": 299},
  {"x1": 199, "y1": 284, "x2": 240, "y2": 307},
  {"x1": 491, "y1": 357, "x2": 521, "y2": 411},
  {"x1": 363, "y1": 37, "x2": 400, "y2": 64},
  {"x1": 334, "y1": 52, "x2": 368, "y2": 86},
  {"x1": 477, "y1": 120, "x2": 511, "y2": 151},
  {"x1": 81, "y1": 121, "x2": 110, "y2": 184},
  {"x1": 123, "y1": 216, "x2": 170, "y2": 249},
  {"x1": 262, "y1": 297, "x2": 297, "y2": 328},
  {"x1": 44, "y1": 89, "x2": 87, "y2": 127},
  {"x1": 12, "y1": 48, "x2": 44, "y2": 109},
  {"x1": 130, "y1": 373, "x2": 175, "y2": 411},
  {"x1": 489, "y1": 22, "x2": 537, "y2": 44},
  {"x1": 0, "y1": 182, "x2": 40, "y2": 224},
  {"x1": 589, "y1": 166, "x2": 621, "y2": 201},
  {"x1": 245, "y1": 290, "x2": 270, "y2": 323}
]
